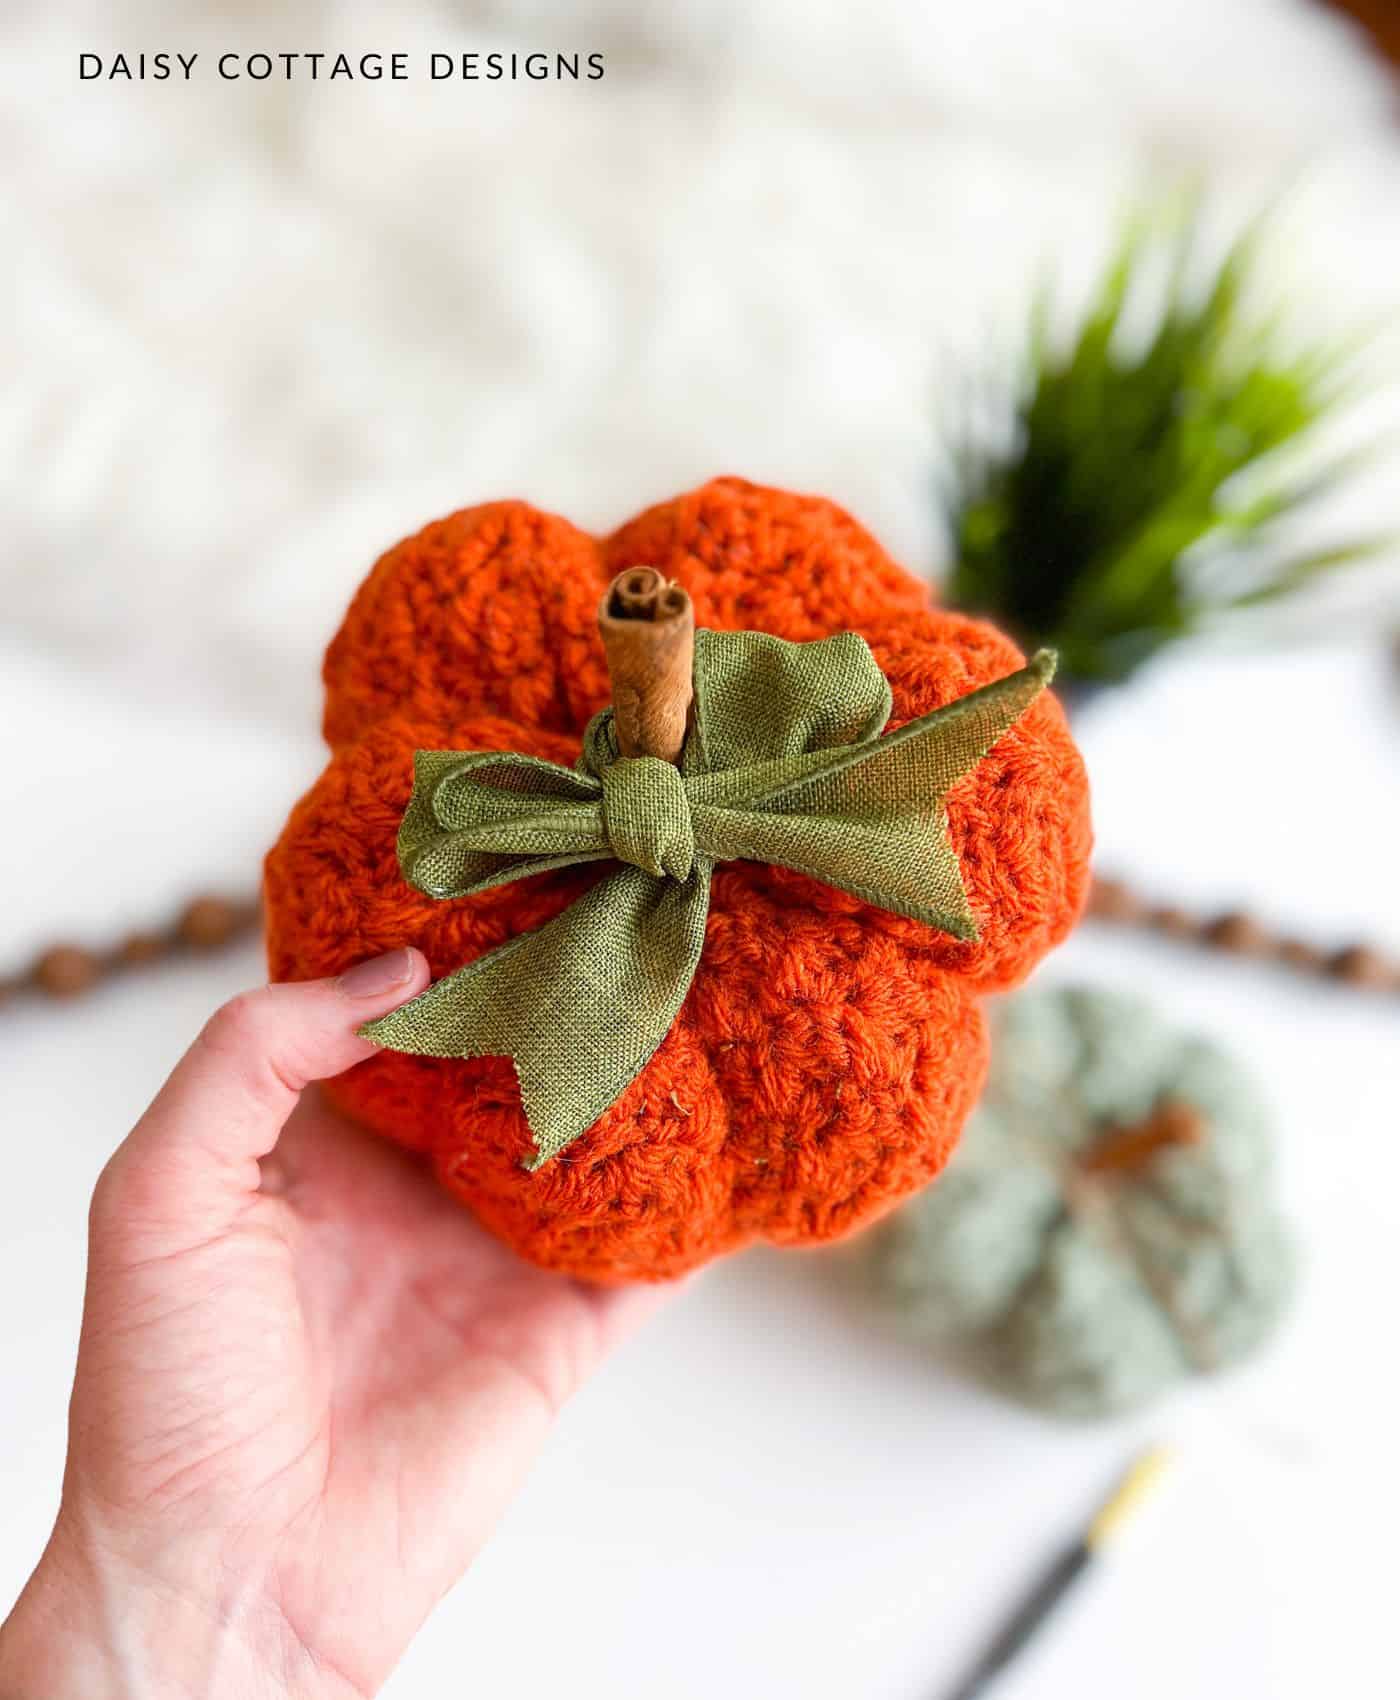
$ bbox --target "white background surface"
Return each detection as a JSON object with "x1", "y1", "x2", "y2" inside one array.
[
  {"x1": 3, "y1": 1, "x2": 1400, "y2": 1695},
  {"x1": 3, "y1": 638, "x2": 1397, "y2": 1700}
]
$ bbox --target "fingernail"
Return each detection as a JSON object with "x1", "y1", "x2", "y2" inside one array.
[{"x1": 338, "y1": 948, "x2": 417, "y2": 1000}]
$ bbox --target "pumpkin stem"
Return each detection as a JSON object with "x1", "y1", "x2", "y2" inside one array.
[
  {"x1": 1079, "y1": 1097, "x2": 1205, "y2": 1176},
  {"x1": 598, "y1": 567, "x2": 695, "y2": 765}
]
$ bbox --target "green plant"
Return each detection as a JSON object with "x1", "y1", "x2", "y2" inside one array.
[{"x1": 942, "y1": 210, "x2": 1390, "y2": 685}]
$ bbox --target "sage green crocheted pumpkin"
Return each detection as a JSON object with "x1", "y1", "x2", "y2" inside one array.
[{"x1": 865, "y1": 985, "x2": 1297, "y2": 1418}]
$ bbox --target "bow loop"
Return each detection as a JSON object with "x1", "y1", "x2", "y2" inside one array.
[
  {"x1": 396, "y1": 749, "x2": 610, "y2": 902},
  {"x1": 602, "y1": 757, "x2": 695, "y2": 881}
]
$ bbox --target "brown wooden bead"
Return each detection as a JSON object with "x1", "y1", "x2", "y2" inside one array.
[
  {"x1": 178, "y1": 896, "x2": 245, "y2": 951},
  {"x1": 118, "y1": 931, "x2": 168, "y2": 967},
  {"x1": 34, "y1": 945, "x2": 102, "y2": 998},
  {"x1": 1204, "y1": 911, "x2": 1272, "y2": 955},
  {"x1": 1087, "y1": 877, "x2": 1146, "y2": 922},
  {"x1": 1148, "y1": 904, "x2": 1199, "y2": 939},
  {"x1": 1327, "y1": 944, "x2": 1398, "y2": 990}
]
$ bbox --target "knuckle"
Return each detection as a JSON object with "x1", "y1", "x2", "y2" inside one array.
[
  {"x1": 88, "y1": 1155, "x2": 122, "y2": 1227},
  {"x1": 202, "y1": 988, "x2": 270, "y2": 1057},
  {"x1": 197, "y1": 987, "x2": 305, "y2": 1109},
  {"x1": 88, "y1": 1146, "x2": 146, "y2": 1242}
]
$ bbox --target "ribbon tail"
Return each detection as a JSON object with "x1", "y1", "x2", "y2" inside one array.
[
  {"x1": 895, "y1": 647, "x2": 1058, "y2": 774},
  {"x1": 694, "y1": 805, "x2": 980, "y2": 938},
  {"x1": 359, "y1": 864, "x2": 712, "y2": 1168},
  {"x1": 692, "y1": 650, "x2": 1057, "y2": 936}
]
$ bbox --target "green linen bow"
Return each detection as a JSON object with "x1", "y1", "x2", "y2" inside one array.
[{"x1": 361, "y1": 629, "x2": 1055, "y2": 1167}]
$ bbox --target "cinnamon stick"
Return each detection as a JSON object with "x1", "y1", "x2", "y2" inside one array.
[
  {"x1": 1078, "y1": 1098, "x2": 1206, "y2": 1176},
  {"x1": 597, "y1": 567, "x2": 695, "y2": 764}
]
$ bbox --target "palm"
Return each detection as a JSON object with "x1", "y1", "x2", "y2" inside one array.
[{"x1": 73, "y1": 1089, "x2": 654, "y2": 1691}]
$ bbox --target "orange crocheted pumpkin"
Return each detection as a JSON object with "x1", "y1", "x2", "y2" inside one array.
[{"x1": 265, "y1": 478, "x2": 1091, "y2": 1282}]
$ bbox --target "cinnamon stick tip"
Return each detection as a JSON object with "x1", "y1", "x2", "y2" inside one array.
[{"x1": 600, "y1": 566, "x2": 693, "y2": 627}]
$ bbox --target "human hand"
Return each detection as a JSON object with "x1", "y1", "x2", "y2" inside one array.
[{"x1": 0, "y1": 950, "x2": 664, "y2": 1699}]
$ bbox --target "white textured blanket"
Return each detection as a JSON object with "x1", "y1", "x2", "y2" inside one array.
[{"x1": 5, "y1": 0, "x2": 1397, "y2": 730}]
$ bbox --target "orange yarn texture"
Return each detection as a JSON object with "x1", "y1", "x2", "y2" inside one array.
[{"x1": 265, "y1": 479, "x2": 1092, "y2": 1282}]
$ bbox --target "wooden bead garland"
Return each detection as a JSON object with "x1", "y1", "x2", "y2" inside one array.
[
  {"x1": 1086, "y1": 877, "x2": 1400, "y2": 994},
  {"x1": 5, "y1": 876, "x2": 1397, "y2": 1013},
  {"x1": 0, "y1": 895, "x2": 261, "y2": 1009}
]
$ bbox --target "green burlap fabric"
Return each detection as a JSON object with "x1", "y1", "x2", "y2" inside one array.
[{"x1": 362, "y1": 630, "x2": 1055, "y2": 1167}]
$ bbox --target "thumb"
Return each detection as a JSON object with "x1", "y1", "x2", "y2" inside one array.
[{"x1": 95, "y1": 948, "x2": 431, "y2": 1249}]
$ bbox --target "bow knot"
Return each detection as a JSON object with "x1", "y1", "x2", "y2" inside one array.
[
  {"x1": 601, "y1": 757, "x2": 695, "y2": 882},
  {"x1": 362, "y1": 628, "x2": 1055, "y2": 1168}
]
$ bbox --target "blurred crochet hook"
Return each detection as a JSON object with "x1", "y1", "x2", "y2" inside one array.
[{"x1": 940, "y1": 1445, "x2": 1171, "y2": 1700}]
